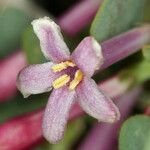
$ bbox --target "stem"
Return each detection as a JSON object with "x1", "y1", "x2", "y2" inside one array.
[
  {"x1": 0, "y1": 75, "x2": 128, "y2": 149},
  {"x1": 58, "y1": 0, "x2": 102, "y2": 36},
  {"x1": 0, "y1": 52, "x2": 26, "y2": 102},
  {"x1": 99, "y1": 26, "x2": 150, "y2": 71},
  {"x1": 77, "y1": 87, "x2": 142, "y2": 150},
  {"x1": 0, "y1": 109, "x2": 43, "y2": 150}
]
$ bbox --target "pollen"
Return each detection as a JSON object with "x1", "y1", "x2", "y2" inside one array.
[
  {"x1": 52, "y1": 61, "x2": 76, "y2": 72},
  {"x1": 52, "y1": 74, "x2": 70, "y2": 89},
  {"x1": 69, "y1": 70, "x2": 83, "y2": 90}
]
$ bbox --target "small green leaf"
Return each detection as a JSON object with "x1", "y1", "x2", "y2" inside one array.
[
  {"x1": 142, "y1": 45, "x2": 150, "y2": 61},
  {"x1": 119, "y1": 115, "x2": 150, "y2": 150},
  {"x1": 0, "y1": 7, "x2": 30, "y2": 58},
  {"x1": 91, "y1": 0, "x2": 146, "y2": 41},
  {"x1": 22, "y1": 27, "x2": 46, "y2": 64}
]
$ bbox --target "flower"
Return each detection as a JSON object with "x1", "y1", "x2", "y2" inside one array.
[{"x1": 17, "y1": 17, "x2": 120, "y2": 143}]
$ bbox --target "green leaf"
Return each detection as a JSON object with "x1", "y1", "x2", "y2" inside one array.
[
  {"x1": 119, "y1": 115, "x2": 150, "y2": 150},
  {"x1": 31, "y1": 141, "x2": 50, "y2": 150},
  {"x1": 0, "y1": 93, "x2": 48, "y2": 123},
  {"x1": 22, "y1": 27, "x2": 46, "y2": 64},
  {"x1": 0, "y1": 7, "x2": 30, "y2": 58},
  {"x1": 91, "y1": 0, "x2": 146, "y2": 41},
  {"x1": 142, "y1": 45, "x2": 150, "y2": 61},
  {"x1": 51, "y1": 119, "x2": 85, "y2": 150},
  {"x1": 143, "y1": 0, "x2": 150, "y2": 21},
  {"x1": 120, "y1": 59, "x2": 150, "y2": 85},
  {"x1": 22, "y1": 26, "x2": 81, "y2": 64}
]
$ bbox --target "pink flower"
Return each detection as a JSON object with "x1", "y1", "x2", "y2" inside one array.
[{"x1": 17, "y1": 17, "x2": 120, "y2": 143}]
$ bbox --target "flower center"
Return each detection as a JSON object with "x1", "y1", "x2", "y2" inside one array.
[{"x1": 51, "y1": 61, "x2": 83, "y2": 90}]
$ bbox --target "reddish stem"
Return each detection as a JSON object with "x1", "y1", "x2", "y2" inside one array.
[
  {"x1": 0, "y1": 110, "x2": 43, "y2": 150},
  {"x1": 100, "y1": 26, "x2": 150, "y2": 71},
  {"x1": 0, "y1": 52, "x2": 26, "y2": 101},
  {"x1": 58, "y1": 0, "x2": 102, "y2": 36},
  {"x1": 144, "y1": 106, "x2": 150, "y2": 116}
]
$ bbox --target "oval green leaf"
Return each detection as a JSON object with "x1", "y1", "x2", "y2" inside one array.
[
  {"x1": 119, "y1": 115, "x2": 150, "y2": 150},
  {"x1": 91, "y1": 0, "x2": 146, "y2": 41},
  {"x1": 22, "y1": 27, "x2": 46, "y2": 64},
  {"x1": 0, "y1": 7, "x2": 30, "y2": 58}
]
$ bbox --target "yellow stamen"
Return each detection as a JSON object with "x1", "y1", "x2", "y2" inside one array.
[
  {"x1": 51, "y1": 62, "x2": 68, "y2": 72},
  {"x1": 52, "y1": 74, "x2": 70, "y2": 89},
  {"x1": 65, "y1": 61, "x2": 76, "y2": 67},
  {"x1": 52, "y1": 61, "x2": 76, "y2": 72},
  {"x1": 69, "y1": 70, "x2": 83, "y2": 90}
]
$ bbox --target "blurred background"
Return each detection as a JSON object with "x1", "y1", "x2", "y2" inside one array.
[{"x1": 0, "y1": 0, "x2": 150, "y2": 150}]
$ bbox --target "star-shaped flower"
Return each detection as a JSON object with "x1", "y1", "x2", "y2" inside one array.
[{"x1": 17, "y1": 17, "x2": 120, "y2": 143}]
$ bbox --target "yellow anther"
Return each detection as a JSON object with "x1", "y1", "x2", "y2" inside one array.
[
  {"x1": 69, "y1": 70, "x2": 83, "y2": 90},
  {"x1": 52, "y1": 61, "x2": 76, "y2": 72},
  {"x1": 65, "y1": 61, "x2": 76, "y2": 67},
  {"x1": 51, "y1": 62, "x2": 68, "y2": 72},
  {"x1": 52, "y1": 74, "x2": 70, "y2": 89}
]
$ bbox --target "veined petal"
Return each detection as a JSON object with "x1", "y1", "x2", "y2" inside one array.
[
  {"x1": 32, "y1": 17, "x2": 70, "y2": 63},
  {"x1": 42, "y1": 87, "x2": 76, "y2": 143},
  {"x1": 71, "y1": 36, "x2": 104, "y2": 77},
  {"x1": 76, "y1": 77, "x2": 120, "y2": 123},
  {"x1": 17, "y1": 62, "x2": 59, "y2": 98}
]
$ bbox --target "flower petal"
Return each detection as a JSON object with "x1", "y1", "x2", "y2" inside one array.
[
  {"x1": 71, "y1": 36, "x2": 104, "y2": 77},
  {"x1": 32, "y1": 17, "x2": 70, "y2": 62},
  {"x1": 17, "y1": 62, "x2": 59, "y2": 98},
  {"x1": 42, "y1": 87, "x2": 76, "y2": 143},
  {"x1": 76, "y1": 77, "x2": 120, "y2": 123}
]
